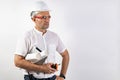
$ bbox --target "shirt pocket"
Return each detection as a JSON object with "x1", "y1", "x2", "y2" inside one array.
[{"x1": 47, "y1": 44, "x2": 56, "y2": 54}]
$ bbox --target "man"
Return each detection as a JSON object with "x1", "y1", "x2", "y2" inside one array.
[{"x1": 14, "y1": 1, "x2": 69, "y2": 80}]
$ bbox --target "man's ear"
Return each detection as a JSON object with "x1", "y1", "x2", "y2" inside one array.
[{"x1": 31, "y1": 18, "x2": 35, "y2": 21}]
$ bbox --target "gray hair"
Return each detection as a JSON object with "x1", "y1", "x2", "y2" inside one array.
[{"x1": 30, "y1": 11, "x2": 40, "y2": 18}]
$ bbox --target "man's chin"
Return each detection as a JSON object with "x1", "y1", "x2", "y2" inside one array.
[{"x1": 45, "y1": 26, "x2": 49, "y2": 29}]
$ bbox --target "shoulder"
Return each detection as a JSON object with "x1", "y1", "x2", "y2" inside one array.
[
  {"x1": 19, "y1": 29, "x2": 34, "y2": 40},
  {"x1": 47, "y1": 30, "x2": 59, "y2": 37}
]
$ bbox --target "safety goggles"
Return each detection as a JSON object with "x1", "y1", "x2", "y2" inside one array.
[{"x1": 34, "y1": 16, "x2": 51, "y2": 19}]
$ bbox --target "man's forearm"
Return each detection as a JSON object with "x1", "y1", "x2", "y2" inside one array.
[
  {"x1": 60, "y1": 50, "x2": 70, "y2": 76},
  {"x1": 14, "y1": 54, "x2": 43, "y2": 72}
]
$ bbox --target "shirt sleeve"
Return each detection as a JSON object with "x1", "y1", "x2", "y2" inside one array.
[
  {"x1": 14, "y1": 33, "x2": 30, "y2": 57},
  {"x1": 56, "y1": 35, "x2": 66, "y2": 54}
]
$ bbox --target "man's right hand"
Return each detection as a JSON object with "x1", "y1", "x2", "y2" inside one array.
[{"x1": 41, "y1": 63, "x2": 57, "y2": 74}]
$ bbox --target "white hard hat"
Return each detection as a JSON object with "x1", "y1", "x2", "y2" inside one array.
[
  {"x1": 34, "y1": 1, "x2": 50, "y2": 11},
  {"x1": 30, "y1": 1, "x2": 50, "y2": 18}
]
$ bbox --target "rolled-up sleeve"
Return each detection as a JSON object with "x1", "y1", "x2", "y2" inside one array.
[
  {"x1": 56, "y1": 36, "x2": 66, "y2": 54},
  {"x1": 15, "y1": 33, "x2": 30, "y2": 57}
]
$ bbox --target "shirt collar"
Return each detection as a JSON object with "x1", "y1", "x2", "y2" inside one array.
[{"x1": 33, "y1": 28, "x2": 48, "y2": 36}]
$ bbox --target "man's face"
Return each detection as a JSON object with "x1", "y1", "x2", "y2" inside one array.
[{"x1": 33, "y1": 11, "x2": 51, "y2": 30}]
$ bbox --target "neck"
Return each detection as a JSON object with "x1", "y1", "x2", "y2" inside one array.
[{"x1": 35, "y1": 27, "x2": 47, "y2": 35}]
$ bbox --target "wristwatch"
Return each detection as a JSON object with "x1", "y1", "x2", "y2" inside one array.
[{"x1": 59, "y1": 73, "x2": 66, "y2": 79}]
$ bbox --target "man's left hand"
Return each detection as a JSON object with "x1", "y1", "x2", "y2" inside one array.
[{"x1": 56, "y1": 75, "x2": 64, "y2": 80}]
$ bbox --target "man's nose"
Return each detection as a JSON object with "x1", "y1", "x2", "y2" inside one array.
[{"x1": 45, "y1": 18, "x2": 50, "y2": 22}]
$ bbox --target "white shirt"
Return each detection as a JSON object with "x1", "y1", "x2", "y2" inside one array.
[{"x1": 15, "y1": 28, "x2": 66, "y2": 78}]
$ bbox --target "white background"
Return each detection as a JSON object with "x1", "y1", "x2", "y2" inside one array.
[{"x1": 0, "y1": 0, "x2": 120, "y2": 80}]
